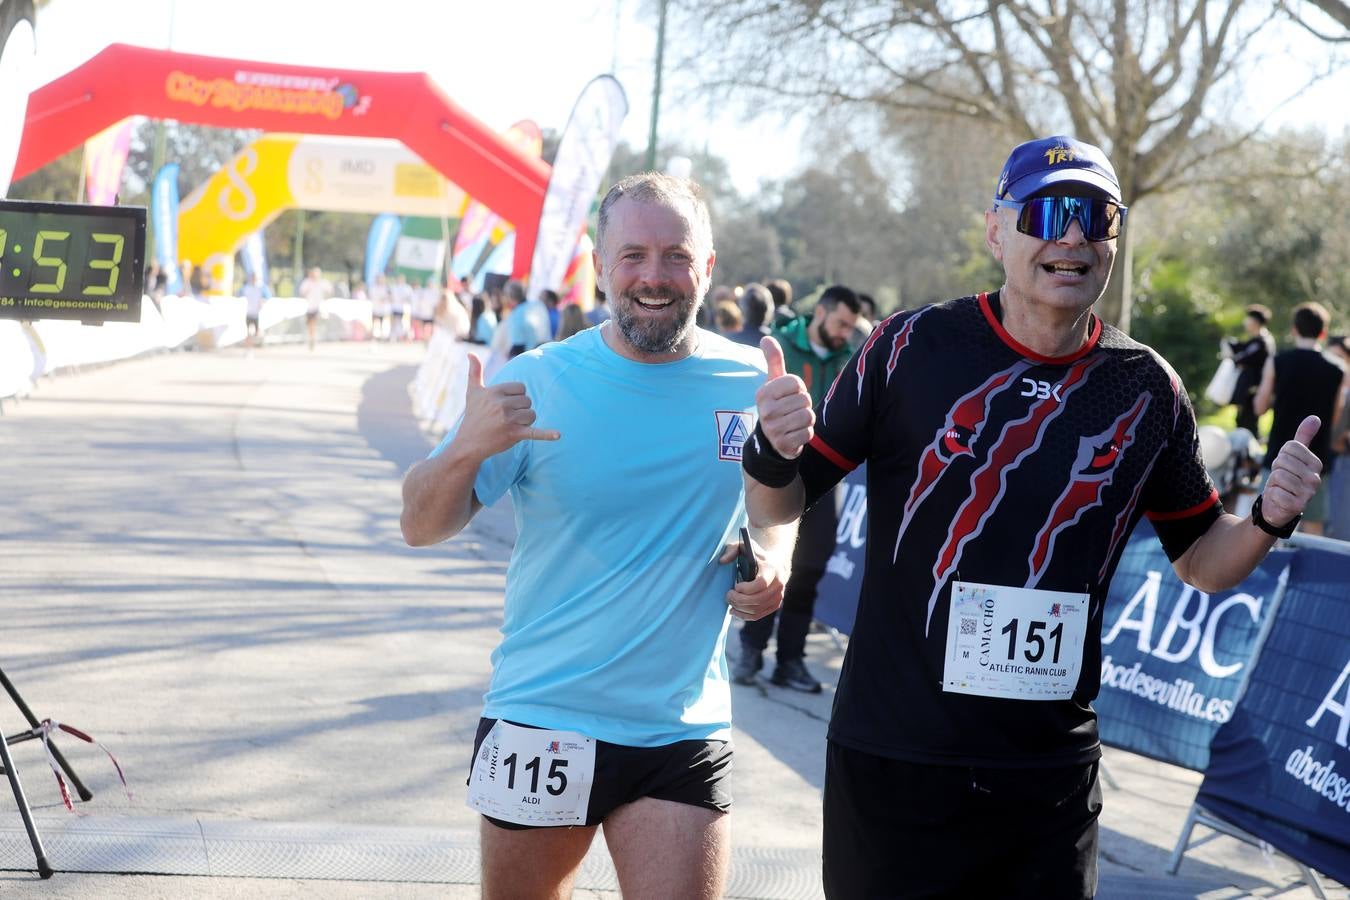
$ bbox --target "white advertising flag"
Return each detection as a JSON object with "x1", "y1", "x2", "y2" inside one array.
[{"x1": 527, "y1": 75, "x2": 628, "y2": 299}]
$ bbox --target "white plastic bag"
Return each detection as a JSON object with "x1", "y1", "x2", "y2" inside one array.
[{"x1": 1204, "y1": 358, "x2": 1239, "y2": 406}]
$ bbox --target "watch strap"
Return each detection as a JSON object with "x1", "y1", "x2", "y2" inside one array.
[{"x1": 1251, "y1": 493, "x2": 1300, "y2": 539}]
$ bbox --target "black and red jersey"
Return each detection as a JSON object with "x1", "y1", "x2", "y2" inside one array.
[{"x1": 800, "y1": 291, "x2": 1221, "y2": 767}]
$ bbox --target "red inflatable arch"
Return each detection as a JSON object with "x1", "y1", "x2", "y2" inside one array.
[{"x1": 14, "y1": 43, "x2": 550, "y2": 277}]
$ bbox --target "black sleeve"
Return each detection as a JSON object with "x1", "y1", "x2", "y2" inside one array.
[
  {"x1": 799, "y1": 311, "x2": 914, "y2": 509},
  {"x1": 1141, "y1": 371, "x2": 1224, "y2": 560}
]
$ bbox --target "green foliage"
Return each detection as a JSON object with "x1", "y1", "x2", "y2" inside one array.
[
  {"x1": 954, "y1": 214, "x2": 1004, "y2": 301},
  {"x1": 123, "y1": 120, "x2": 261, "y2": 204},
  {"x1": 8, "y1": 147, "x2": 82, "y2": 202},
  {"x1": 267, "y1": 209, "x2": 377, "y2": 284},
  {"x1": 1129, "y1": 258, "x2": 1227, "y2": 411}
]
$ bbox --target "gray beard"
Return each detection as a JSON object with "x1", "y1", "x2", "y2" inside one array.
[{"x1": 613, "y1": 294, "x2": 700, "y2": 354}]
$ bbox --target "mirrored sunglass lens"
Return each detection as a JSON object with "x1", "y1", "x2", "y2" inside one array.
[{"x1": 1017, "y1": 198, "x2": 1120, "y2": 241}]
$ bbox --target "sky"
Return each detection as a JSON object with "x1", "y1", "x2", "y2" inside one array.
[
  {"x1": 31, "y1": 0, "x2": 804, "y2": 195},
  {"x1": 29, "y1": 0, "x2": 1348, "y2": 199}
]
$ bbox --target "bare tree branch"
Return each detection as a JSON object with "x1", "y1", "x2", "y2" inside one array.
[
  {"x1": 1285, "y1": 0, "x2": 1350, "y2": 34},
  {"x1": 671, "y1": 0, "x2": 1349, "y2": 327}
]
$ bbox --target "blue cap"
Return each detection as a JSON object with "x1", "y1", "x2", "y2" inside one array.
[{"x1": 994, "y1": 135, "x2": 1122, "y2": 203}]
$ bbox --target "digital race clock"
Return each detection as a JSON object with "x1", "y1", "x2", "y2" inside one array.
[{"x1": 0, "y1": 200, "x2": 146, "y2": 324}]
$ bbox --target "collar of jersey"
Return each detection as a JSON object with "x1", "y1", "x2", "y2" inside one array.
[
  {"x1": 593, "y1": 321, "x2": 707, "y2": 369},
  {"x1": 979, "y1": 291, "x2": 1101, "y2": 365}
]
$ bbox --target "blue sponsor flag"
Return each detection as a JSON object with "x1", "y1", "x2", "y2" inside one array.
[
  {"x1": 365, "y1": 214, "x2": 402, "y2": 288},
  {"x1": 238, "y1": 229, "x2": 269, "y2": 295},
  {"x1": 1197, "y1": 546, "x2": 1350, "y2": 885},
  {"x1": 1095, "y1": 523, "x2": 1292, "y2": 771},
  {"x1": 151, "y1": 163, "x2": 182, "y2": 295}
]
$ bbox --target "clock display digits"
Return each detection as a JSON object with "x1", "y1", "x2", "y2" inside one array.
[
  {"x1": 30, "y1": 229, "x2": 70, "y2": 294},
  {"x1": 83, "y1": 233, "x2": 125, "y2": 296},
  {"x1": 0, "y1": 200, "x2": 146, "y2": 324}
]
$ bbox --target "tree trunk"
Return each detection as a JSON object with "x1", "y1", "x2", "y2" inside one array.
[{"x1": 1100, "y1": 223, "x2": 1134, "y2": 333}]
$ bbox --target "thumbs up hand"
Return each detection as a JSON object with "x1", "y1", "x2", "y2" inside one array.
[
  {"x1": 1260, "y1": 415, "x2": 1323, "y2": 528},
  {"x1": 457, "y1": 353, "x2": 561, "y2": 460},
  {"x1": 755, "y1": 336, "x2": 814, "y2": 460}
]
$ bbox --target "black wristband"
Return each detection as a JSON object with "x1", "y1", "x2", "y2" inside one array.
[
  {"x1": 1251, "y1": 493, "x2": 1300, "y2": 539},
  {"x1": 741, "y1": 422, "x2": 801, "y2": 488}
]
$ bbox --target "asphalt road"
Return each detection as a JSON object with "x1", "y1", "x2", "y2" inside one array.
[{"x1": 0, "y1": 342, "x2": 1340, "y2": 898}]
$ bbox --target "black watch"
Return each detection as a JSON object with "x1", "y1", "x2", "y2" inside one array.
[{"x1": 1251, "y1": 494, "x2": 1300, "y2": 539}]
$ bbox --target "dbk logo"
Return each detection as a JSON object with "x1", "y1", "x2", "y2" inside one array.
[{"x1": 1020, "y1": 378, "x2": 1064, "y2": 402}]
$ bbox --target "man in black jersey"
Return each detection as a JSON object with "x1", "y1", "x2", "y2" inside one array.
[
  {"x1": 1253, "y1": 302, "x2": 1348, "y2": 536},
  {"x1": 741, "y1": 135, "x2": 1326, "y2": 899}
]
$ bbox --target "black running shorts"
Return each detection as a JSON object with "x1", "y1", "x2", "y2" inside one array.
[
  {"x1": 823, "y1": 740, "x2": 1101, "y2": 899},
  {"x1": 469, "y1": 717, "x2": 733, "y2": 830}
]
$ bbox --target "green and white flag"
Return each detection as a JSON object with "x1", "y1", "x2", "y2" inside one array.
[{"x1": 394, "y1": 216, "x2": 450, "y2": 282}]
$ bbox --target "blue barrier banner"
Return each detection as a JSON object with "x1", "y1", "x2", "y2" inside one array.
[
  {"x1": 1196, "y1": 547, "x2": 1350, "y2": 885},
  {"x1": 815, "y1": 465, "x2": 867, "y2": 634},
  {"x1": 1095, "y1": 526, "x2": 1292, "y2": 771}
]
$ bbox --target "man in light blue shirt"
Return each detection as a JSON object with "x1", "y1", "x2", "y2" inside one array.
[
  {"x1": 402, "y1": 172, "x2": 794, "y2": 899},
  {"x1": 504, "y1": 279, "x2": 551, "y2": 355}
]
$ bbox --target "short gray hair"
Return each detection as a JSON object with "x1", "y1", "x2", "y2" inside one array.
[{"x1": 596, "y1": 172, "x2": 713, "y2": 259}]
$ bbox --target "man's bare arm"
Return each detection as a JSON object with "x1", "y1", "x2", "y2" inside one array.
[
  {"x1": 400, "y1": 353, "x2": 559, "y2": 547},
  {"x1": 744, "y1": 336, "x2": 813, "y2": 527},
  {"x1": 744, "y1": 474, "x2": 807, "y2": 528},
  {"x1": 720, "y1": 520, "x2": 799, "y2": 621},
  {"x1": 1172, "y1": 416, "x2": 1321, "y2": 591},
  {"x1": 401, "y1": 447, "x2": 486, "y2": 546}
]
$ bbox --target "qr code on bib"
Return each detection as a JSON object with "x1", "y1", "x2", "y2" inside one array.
[{"x1": 960, "y1": 617, "x2": 977, "y2": 636}]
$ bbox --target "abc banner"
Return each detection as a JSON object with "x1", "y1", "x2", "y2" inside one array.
[
  {"x1": 1095, "y1": 526, "x2": 1292, "y2": 771},
  {"x1": 1197, "y1": 547, "x2": 1350, "y2": 885},
  {"x1": 815, "y1": 465, "x2": 868, "y2": 634}
]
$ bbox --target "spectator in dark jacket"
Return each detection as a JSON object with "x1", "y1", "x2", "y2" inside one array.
[
  {"x1": 728, "y1": 282, "x2": 773, "y2": 346},
  {"x1": 1224, "y1": 304, "x2": 1275, "y2": 437}
]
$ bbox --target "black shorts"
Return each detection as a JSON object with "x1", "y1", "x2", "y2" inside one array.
[
  {"x1": 469, "y1": 717, "x2": 733, "y2": 830},
  {"x1": 823, "y1": 741, "x2": 1100, "y2": 899},
  {"x1": 305, "y1": 310, "x2": 319, "y2": 322}
]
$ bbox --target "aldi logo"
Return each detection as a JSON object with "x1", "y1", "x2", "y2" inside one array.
[{"x1": 715, "y1": 410, "x2": 755, "y2": 461}]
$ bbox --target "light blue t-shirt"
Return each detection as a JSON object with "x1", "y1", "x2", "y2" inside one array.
[
  {"x1": 433, "y1": 326, "x2": 764, "y2": 746},
  {"x1": 507, "y1": 298, "x2": 551, "y2": 349}
]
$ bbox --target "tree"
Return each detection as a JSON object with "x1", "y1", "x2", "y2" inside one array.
[
  {"x1": 673, "y1": 0, "x2": 1347, "y2": 331},
  {"x1": 773, "y1": 151, "x2": 908, "y2": 298},
  {"x1": 710, "y1": 206, "x2": 784, "y2": 287},
  {"x1": 123, "y1": 120, "x2": 260, "y2": 204},
  {"x1": 1131, "y1": 128, "x2": 1349, "y2": 333},
  {"x1": 604, "y1": 139, "x2": 742, "y2": 221},
  {"x1": 1129, "y1": 257, "x2": 1228, "y2": 411},
  {"x1": 1207, "y1": 133, "x2": 1350, "y2": 326},
  {"x1": 7, "y1": 147, "x2": 81, "y2": 202}
]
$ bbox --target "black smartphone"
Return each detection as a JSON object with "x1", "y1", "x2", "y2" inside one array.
[{"x1": 735, "y1": 526, "x2": 759, "y2": 583}]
